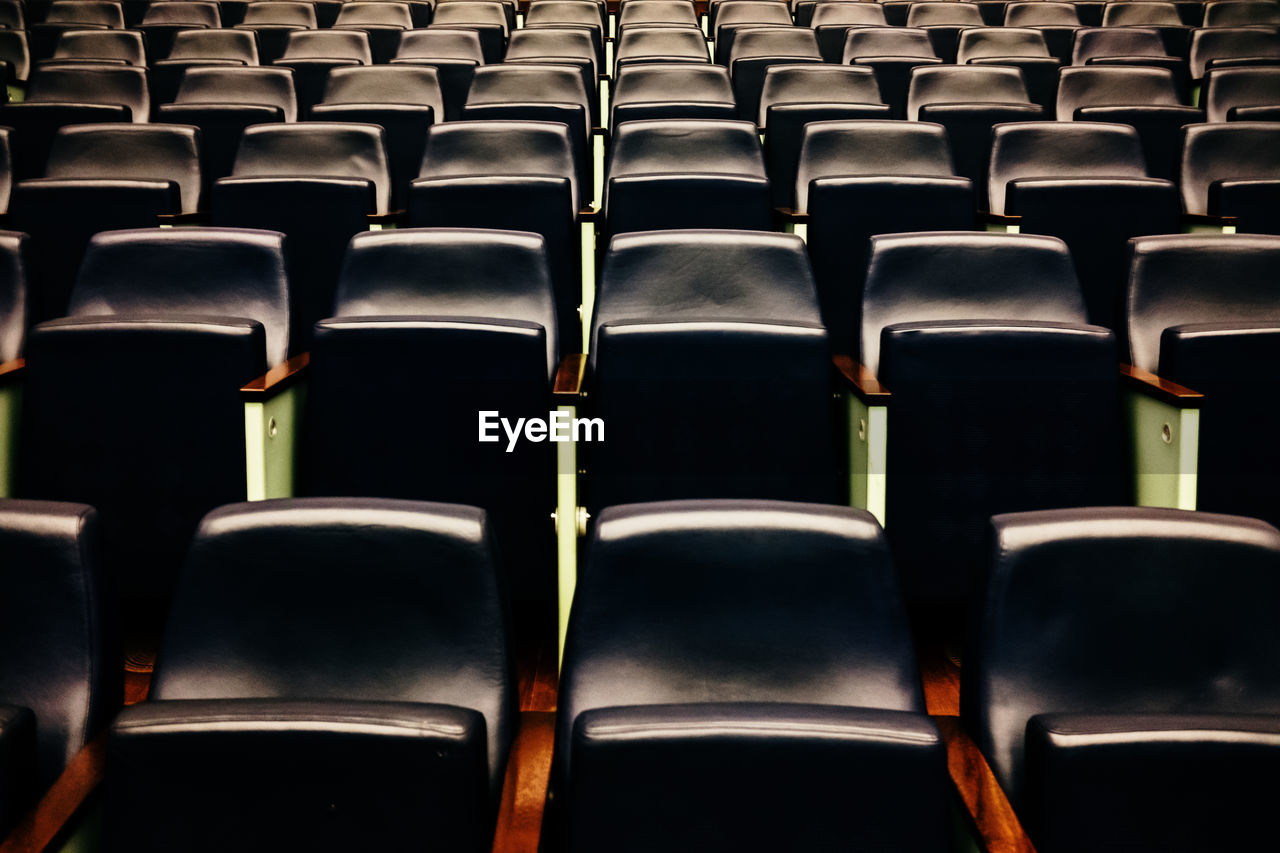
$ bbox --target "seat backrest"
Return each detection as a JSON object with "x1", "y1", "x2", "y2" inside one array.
[
  {"x1": 150, "y1": 498, "x2": 515, "y2": 793},
  {"x1": 280, "y1": 29, "x2": 372, "y2": 62},
  {"x1": 717, "y1": 0, "x2": 793, "y2": 26},
  {"x1": 758, "y1": 63, "x2": 883, "y2": 121},
  {"x1": 965, "y1": 506, "x2": 1280, "y2": 806},
  {"x1": 505, "y1": 26, "x2": 597, "y2": 64},
  {"x1": 166, "y1": 28, "x2": 259, "y2": 62},
  {"x1": 1178, "y1": 121, "x2": 1280, "y2": 215},
  {"x1": 860, "y1": 231, "x2": 1087, "y2": 374},
  {"x1": 1005, "y1": 1, "x2": 1080, "y2": 26},
  {"x1": 464, "y1": 61, "x2": 589, "y2": 109},
  {"x1": 524, "y1": 0, "x2": 605, "y2": 30},
  {"x1": 333, "y1": 228, "x2": 559, "y2": 376},
  {"x1": 728, "y1": 26, "x2": 822, "y2": 62},
  {"x1": 335, "y1": 1, "x2": 414, "y2": 26},
  {"x1": 1124, "y1": 233, "x2": 1280, "y2": 372},
  {"x1": 0, "y1": 230, "x2": 27, "y2": 362},
  {"x1": 45, "y1": 0, "x2": 124, "y2": 27},
  {"x1": 140, "y1": 1, "x2": 221, "y2": 26},
  {"x1": 52, "y1": 29, "x2": 146, "y2": 65},
  {"x1": 1056, "y1": 65, "x2": 1181, "y2": 119},
  {"x1": 607, "y1": 118, "x2": 765, "y2": 179},
  {"x1": 1072, "y1": 27, "x2": 1169, "y2": 64},
  {"x1": 0, "y1": 30, "x2": 30, "y2": 83},
  {"x1": 842, "y1": 25, "x2": 936, "y2": 58},
  {"x1": 1204, "y1": 1, "x2": 1280, "y2": 27},
  {"x1": 239, "y1": 1, "x2": 317, "y2": 27},
  {"x1": 431, "y1": 0, "x2": 510, "y2": 32},
  {"x1": 957, "y1": 27, "x2": 1052, "y2": 62},
  {"x1": 172, "y1": 66, "x2": 298, "y2": 121},
  {"x1": 322, "y1": 65, "x2": 444, "y2": 115},
  {"x1": 68, "y1": 227, "x2": 291, "y2": 365},
  {"x1": 614, "y1": 24, "x2": 710, "y2": 65},
  {"x1": 612, "y1": 62, "x2": 734, "y2": 108},
  {"x1": 617, "y1": 0, "x2": 699, "y2": 27},
  {"x1": 1102, "y1": 1, "x2": 1183, "y2": 26},
  {"x1": 44, "y1": 123, "x2": 203, "y2": 212},
  {"x1": 810, "y1": 2, "x2": 888, "y2": 27},
  {"x1": 988, "y1": 121, "x2": 1150, "y2": 213},
  {"x1": 907, "y1": 64, "x2": 1030, "y2": 119},
  {"x1": 1190, "y1": 26, "x2": 1280, "y2": 78},
  {"x1": 1204, "y1": 65, "x2": 1280, "y2": 121},
  {"x1": 26, "y1": 64, "x2": 149, "y2": 122},
  {"x1": 231, "y1": 121, "x2": 391, "y2": 214},
  {"x1": 794, "y1": 119, "x2": 956, "y2": 210},
  {"x1": 0, "y1": 500, "x2": 116, "y2": 791},
  {"x1": 395, "y1": 27, "x2": 486, "y2": 61},
  {"x1": 907, "y1": 1, "x2": 985, "y2": 26}
]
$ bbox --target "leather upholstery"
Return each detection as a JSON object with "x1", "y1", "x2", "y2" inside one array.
[
  {"x1": 1205, "y1": 1, "x2": 1280, "y2": 26},
  {"x1": 958, "y1": 27, "x2": 1053, "y2": 61},
  {"x1": 766, "y1": 102, "x2": 894, "y2": 208},
  {"x1": 1205, "y1": 66, "x2": 1280, "y2": 122},
  {"x1": 1006, "y1": 2, "x2": 1080, "y2": 26},
  {"x1": 1072, "y1": 26, "x2": 1170, "y2": 64},
  {"x1": 0, "y1": 231, "x2": 27, "y2": 362},
  {"x1": 281, "y1": 29, "x2": 372, "y2": 61},
  {"x1": 170, "y1": 65, "x2": 298, "y2": 121},
  {"x1": 1190, "y1": 27, "x2": 1280, "y2": 78},
  {"x1": 795, "y1": 119, "x2": 957, "y2": 210},
  {"x1": 907, "y1": 64, "x2": 1031, "y2": 120},
  {"x1": 843, "y1": 27, "x2": 940, "y2": 117},
  {"x1": 1179, "y1": 121, "x2": 1280, "y2": 219},
  {"x1": 605, "y1": 119, "x2": 770, "y2": 234},
  {"x1": 965, "y1": 507, "x2": 1280, "y2": 811},
  {"x1": 757, "y1": 63, "x2": 882, "y2": 127},
  {"x1": 395, "y1": 26, "x2": 486, "y2": 63},
  {"x1": 989, "y1": 120, "x2": 1150, "y2": 207},
  {"x1": 138, "y1": 2, "x2": 223, "y2": 60},
  {"x1": 618, "y1": 0, "x2": 699, "y2": 29},
  {"x1": 51, "y1": 29, "x2": 146, "y2": 65},
  {"x1": 1056, "y1": 65, "x2": 1181, "y2": 118},
  {"x1": 0, "y1": 501, "x2": 116, "y2": 793},
  {"x1": 430, "y1": 3, "x2": 510, "y2": 63},
  {"x1": 333, "y1": 2, "x2": 413, "y2": 63},
  {"x1": 25, "y1": 63, "x2": 149, "y2": 122},
  {"x1": 810, "y1": 3, "x2": 888, "y2": 62},
  {"x1": 713, "y1": 2, "x2": 794, "y2": 65},
  {"x1": 108, "y1": 498, "x2": 515, "y2": 852},
  {"x1": 610, "y1": 63, "x2": 737, "y2": 126},
  {"x1": 0, "y1": 30, "x2": 30, "y2": 84},
  {"x1": 150, "y1": 29, "x2": 260, "y2": 101},
  {"x1": 44, "y1": 123, "x2": 202, "y2": 212},
  {"x1": 907, "y1": 2, "x2": 986, "y2": 60},
  {"x1": 728, "y1": 27, "x2": 823, "y2": 121},
  {"x1": 613, "y1": 25, "x2": 710, "y2": 72}
]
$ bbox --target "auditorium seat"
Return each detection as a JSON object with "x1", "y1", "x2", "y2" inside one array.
[
  {"x1": 390, "y1": 28, "x2": 484, "y2": 120},
  {"x1": 523, "y1": 0, "x2": 606, "y2": 69},
  {"x1": 1125, "y1": 233, "x2": 1280, "y2": 522},
  {"x1": 273, "y1": 29, "x2": 372, "y2": 117},
  {"x1": 790, "y1": 120, "x2": 975, "y2": 355},
  {"x1": 1179, "y1": 121, "x2": 1280, "y2": 232},
  {"x1": 17, "y1": 228, "x2": 290, "y2": 605},
  {"x1": 854, "y1": 232, "x2": 1128, "y2": 605},
  {"x1": 46, "y1": 29, "x2": 147, "y2": 67},
  {"x1": 429, "y1": 1, "x2": 509, "y2": 63},
  {"x1": 409, "y1": 120, "x2": 585, "y2": 350},
  {"x1": 759, "y1": 65, "x2": 891, "y2": 208},
  {"x1": 303, "y1": 229, "x2": 559, "y2": 601},
  {"x1": 609, "y1": 63, "x2": 737, "y2": 127},
  {"x1": 617, "y1": 0, "x2": 700, "y2": 31},
  {"x1": 104, "y1": 497, "x2": 516, "y2": 853},
  {"x1": 604, "y1": 119, "x2": 771, "y2": 233},
  {"x1": 988, "y1": 121, "x2": 1180, "y2": 330},
  {"x1": 553, "y1": 500, "x2": 949, "y2": 853},
  {"x1": 907, "y1": 64, "x2": 1044, "y2": 205},
  {"x1": 1203, "y1": 0, "x2": 1280, "y2": 28},
  {"x1": 504, "y1": 28, "x2": 602, "y2": 125},
  {"x1": 612, "y1": 24, "x2": 710, "y2": 73},
  {"x1": 958, "y1": 27, "x2": 1062, "y2": 109},
  {"x1": 712, "y1": 0, "x2": 794, "y2": 65},
  {"x1": 30, "y1": 1, "x2": 126, "y2": 62},
  {"x1": 0, "y1": 30, "x2": 31, "y2": 96},
  {"x1": 965, "y1": 506, "x2": 1280, "y2": 853},
  {"x1": 150, "y1": 28, "x2": 261, "y2": 104},
  {"x1": 809, "y1": 2, "x2": 888, "y2": 64},
  {"x1": 842, "y1": 26, "x2": 941, "y2": 118},
  {"x1": 1071, "y1": 27, "x2": 1188, "y2": 94},
  {"x1": 8, "y1": 123, "x2": 202, "y2": 324},
  {"x1": 211, "y1": 122, "x2": 391, "y2": 351},
  {"x1": 312, "y1": 66, "x2": 444, "y2": 211},
  {"x1": 1204, "y1": 65, "x2": 1280, "y2": 119},
  {"x1": 907, "y1": 1, "x2": 986, "y2": 62},
  {"x1": 0, "y1": 500, "x2": 118, "y2": 841},
  {"x1": 137, "y1": 1, "x2": 221, "y2": 62},
  {"x1": 234, "y1": 0, "x2": 318, "y2": 64},
  {"x1": 333, "y1": 1, "x2": 414, "y2": 64},
  {"x1": 727, "y1": 26, "x2": 822, "y2": 122},
  {"x1": 1100, "y1": 1, "x2": 1190, "y2": 58},
  {"x1": 1189, "y1": 26, "x2": 1280, "y2": 82},
  {"x1": 1003, "y1": 1, "x2": 1081, "y2": 64}
]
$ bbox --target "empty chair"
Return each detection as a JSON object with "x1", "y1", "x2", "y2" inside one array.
[
  {"x1": 235, "y1": 0, "x2": 318, "y2": 64},
  {"x1": 728, "y1": 27, "x2": 822, "y2": 122},
  {"x1": 605, "y1": 119, "x2": 771, "y2": 234},
  {"x1": 273, "y1": 29, "x2": 372, "y2": 116},
  {"x1": 47, "y1": 29, "x2": 146, "y2": 66},
  {"x1": 1204, "y1": 65, "x2": 1280, "y2": 120},
  {"x1": 1180, "y1": 121, "x2": 1280, "y2": 231},
  {"x1": 1004, "y1": 1, "x2": 1081, "y2": 63},
  {"x1": 907, "y1": 65, "x2": 1043, "y2": 204},
  {"x1": 104, "y1": 498, "x2": 516, "y2": 853},
  {"x1": 150, "y1": 28, "x2": 261, "y2": 104},
  {"x1": 1102, "y1": 1, "x2": 1189, "y2": 58},
  {"x1": 211, "y1": 122, "x2": 390, "y2": 351},
  {"x1": 0, "y1": 31, "x2": 31, "y2": 89},
  {"x1": 333, "y1": 2, "x2": 413, "y2": 64},
  {"x1": 1189, "y1": 26, "x2": 1280, "y2": 80},
  {"x1": 156, "y1": 66, "x2": 296, "y2": 184},
  {"x1": 809, "y1": 2, "x2": 888, "y2": 63},
  {"x1": 1071, "y1": 27, "x2": 1189, "y2": 93},
  {"x1": 137, "y1": 1, "x2": 221, "y2": 61},
  {"x1": 613, "y1": 25, "x2": 710, "y2": 73},
  {"x1": 610, "y1": 63, "x2": 737, "y2": 126},
  {"x1": 856, "y1": 232, "x2": 1127, "y2": 604},
  {"x1": 1056, "y1": 66, "x2": 1203, "y2": 178},
  {"x1": 617, "y1": 0, "x2": 700, "y2": 31},
  {"x1": 581, "y1": 231, "x2": 840, "y2": 510},
  {"x1": 843, "y1": 27, "x2": 941, "y2": 118},
  {"x1": 312, "y1": 66, "x2": 444, "y2": 211},
  {"x1": 30, "y1": 1, "x2": 126, "y2": 62},
  {"x1": 0, "y1": 501, "x2": 117, "y2": 840},
  {"x1": 965, "y1": 507, "x2": 1280, "y2": 852},
  {"x1": 8, "y1": 123, "x2": 202, "y2": 324},
  {"x1": 429, "y1": 2, "x2": 509, "y2": 64},
  {"x1": 304, "y1": 230, "x2": 559, "y2": 601},
  {"x1": 524, "y1": 0, "x2": 606, "y2": 66},
  {"x1": 461, "y1": 64, "x2": 593, "y2": 209},
  {"x1": 503, "y1": 28, "x2": 601, "y2": 125},
  {"x1": 391, "y1": 28, "x2": 485, "y2": 121},
  {"x1": 555, "y1": 500, "x2": 949, "y2": 853},
  {"x1": 907, "y1": 2, "x2": 986, "y2": 62},
  {"x1": 988, "y1": 121, "x2": 1180, "y2": 329},
  {"x1": 18, "y1": 228, "x2": 290, "y2": 603},
  {"x1": 1204, "y1": 1, "x2": 1280, "y2": 27},
  {"x1": 759, "y1": 65, "x2": 891, "y2": 208},
  {"x1": 713, "y1": 0, "x2": 794, "y2": 65},
  {"x1": 794, "y1": 120, "x2": 975, "y2": 354},
  {"x1": 957, "y1": 27, "x2": 1062, "y2": 108},
  {"x1": 409, "y1": 121, "x2": 583, "y2": 349}
]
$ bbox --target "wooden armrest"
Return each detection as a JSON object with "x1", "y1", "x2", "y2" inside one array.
[
  {"x1": 0, "y1": 734, "x2": 106, "y2": 853},
  {"x1": 240, "y1": 353, "x2": 310, "y2": 401},
  {"x1": 833, "y1": 355, "x2": 890, "y2": 403},
  {"x1": 490, "y1": 711, "x2": 555, "y2": 853},
  {"x1": 1181, "y1": 212, "x2": 1238, "y2": 228},
  {"x1": 918, "y1": 642, "x2": 961, "y2": 718},
  {"x1": 935, "y1": 717, "x2": 1038, "y2": 853},
  {"x1": 156, "y1": 211, "x2": 209, "y2": 226},
  {"x1": 978, "y1": 211, "x2": 1022, "y2": 227},
  {"x1": 367, "y1": 211, "x2": 406, "y2": 226},
  {"x1": 578, "y1": 207, "x2": 603, "y2": 222},
  {"x1": 553, "y1": 353, "x2": 586, "y2": 400},
  {"x1": 774, "y1": 207, "x2": 809, "y2": 224},
  {"x1": 0, "y1": 357, "x2": 24, "y2": 386},
  {"x1": 1119, "y1": 364, "x2": 1203, "y2": 408}
]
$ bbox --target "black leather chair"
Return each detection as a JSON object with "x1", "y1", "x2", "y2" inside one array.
[
  {"x1": 409, "y1": 120, "x2": 584, "y2": 350},
  {"x1": 18, "y1": 227, "x2": 290, "y2": 603},
  {"x1": 312, "y1": 65, "x2": 444, "y2": 211},
  {"x1": 842, "y1": 26, "x2": 941, "y2": 118},
  {"x1": 1204, "y1": 65, "x2": 1280, "y2": 120},
  {"x1": 7, "y1": 123, "x2": 202, "y2": 324},
  {"x1": 524, "y1": 0, "x2": 605, "y2": 69},
  {"x1": 30, "y1": 0, "x2": 126, "y2": 62},
  {"x1": 390, "y1": 28, "x2": 484, "y2": 121},
  {"x1": 211, "y1": 122, "x2": 390, "y2": 352},
  {"x1": 713, "y1": 0, "x2": 794, "y2": 65},
  {"x1": 1056, "y1": 65, "x2": 1202, "y2": 179},
  {"x1": 104, "y1": 497, "x2": 516, "y2": 853},
  {"x1": 46, "y1": 29, "x2": 147, "y2": 67},
  {"x1": 907, "y1": 1, "x2": 986, "y2": 62},
  {"x1": 758, "y1": 64, "x2": 891, "y2": 209},
  {"x1": 793, "y1": 120, "x2": 975, "y2": 354},
  {"x1": 0, "y1": 500, "x2": 118, "y2": 841},
  {"x1": 988, "y1": 121, "x2": 1181, "y2": 329},
  {"x1": 617, "y1": 0, "x2": 700, "y2": 31},
  {"x1": 965, "y1": 506, "x2": 1280, "y2": 853},
  {"x1": 149, "y1": 28, "x2": 259, "y2": 105},
  {"x1": 1101, "y1": 1, "x2": 1190, "y2": 58},
  {"x1": 429, "y1": 1, "x2": 509, "y2": 63},
  {"x1": 1204, "y1": 1, "x2": 1280, "y2": 28},
  {"x1": 333, "y1": 1, "x2": 414, "y2": 64},
  {"x1": 1189, "y1": 26, "x2": 1280, "y2": 81},
  {"x1": 605, "y1": 119, "x2": 771, "y2": 234},
  {"x1": 957, "y1": 27, "x2": 1063, "y2": 109},
  {"x1": 856, "y1": 232, "x2": 1128, "y2": 605},
  {"x1": 234, "y1": 0, "x2": 318, "y2": 64},
  {"x1": 503, "y1": 27, "x2": 601, "y2": 125},
  {"x1": 1125, "y1": 233, "x2": 1280, "y2": 522},
  {"x1": 137, "y1": 1, "x2": 221, "y2": 62},
  {"x1": 907, "y1": 64, "x2": 1044, "y2": 206},
  {"x1": 613, "y1": 24, "x2": 710, "y2": 73},
  {"x1": 1004, "y1": 2, "x2": 1081, "y2": 64},
  {"x1": 728, "y1": 26, "x2": 823, "y2": 122},
  {"x1": 1178, "y1": 121, "x2": 1280, "y2": 232},
  {"x1": 554, "y1": 499, "x2": 949, "y2": 853},
  {"x1": 808, "y1": 2, "x2": 888, "y2": 63},
  {"x1": 610, "y1": 63, "x2": 737, "y2": 126},
  {"x1": 273, "y1": 29, "x2": 371, "y2": 117},
  {"x1": 1071, "y1": 26, "x2": 1188, "y2": 94}
]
